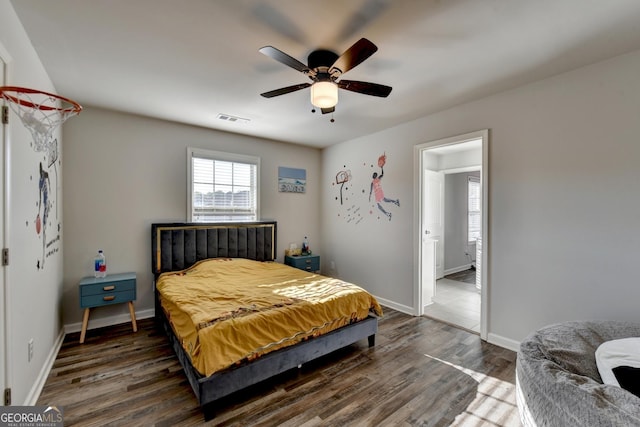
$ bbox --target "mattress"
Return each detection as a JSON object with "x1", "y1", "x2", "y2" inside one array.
[{"x1": 156, "y1": 258, "x2": 383, "y2": 377}]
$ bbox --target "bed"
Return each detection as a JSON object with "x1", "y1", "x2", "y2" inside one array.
[{"x1": 151, "y1": 221, "x2": 382, "y2": 420}]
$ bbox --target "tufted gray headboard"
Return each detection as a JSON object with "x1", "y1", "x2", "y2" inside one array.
[{"x1": 151, "y1": 221, "x2": 277, "y2": 277}]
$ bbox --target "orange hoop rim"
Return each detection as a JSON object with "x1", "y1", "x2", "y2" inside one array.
[{"x1": 0, "y1": 86, "x2": 82, "y2": 114}]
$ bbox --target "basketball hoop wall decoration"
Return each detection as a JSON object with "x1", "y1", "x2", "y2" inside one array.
[
  {"x1": 0, "y1": 86, "x2": 82, "y2": 270},
  {"x1": 335, "y1": 169, "x2": 351, "y2": 205},
  {"x1": 0, "y1": 86, "x2": 82, "y2": 153},
  {"x1": 332, "y1": 152, "x2": 400, "y2": 225}
]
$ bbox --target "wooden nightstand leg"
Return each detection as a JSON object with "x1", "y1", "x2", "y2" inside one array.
[
  {"x1": 128, "y1": 301, "x2": 138, "y2": 332},
  {"x1": 80, "y1": 308, "x2": 90, "y2": 344}
]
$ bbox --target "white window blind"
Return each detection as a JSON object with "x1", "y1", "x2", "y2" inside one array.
[
  {"x1": 468, "y1": 176, "x2": 481, "y2": 243},
  {"x1": 187, "y1": 148, "x2": 260, "y2": 222}
]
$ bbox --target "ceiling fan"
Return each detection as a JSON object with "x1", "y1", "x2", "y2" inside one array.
[{"x1": 259, "y1": 38, "x2": 392, "y2": 117}]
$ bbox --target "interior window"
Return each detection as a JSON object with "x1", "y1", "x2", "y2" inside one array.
[{"x1": 187, "y1": 148, "x2": 260, "y2": 222}]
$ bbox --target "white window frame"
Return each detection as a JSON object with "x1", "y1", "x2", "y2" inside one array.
[
  {"x1": 467, "y1": 175, "x2": 481, "y2": 244},
  {"x1": 187, "y1": 147, "x2": 260, "y2": 222}
]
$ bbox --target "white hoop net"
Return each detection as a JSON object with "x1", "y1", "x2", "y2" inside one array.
[{"x1": 0, "y1": 86, "x2": 82, "y2": 153}]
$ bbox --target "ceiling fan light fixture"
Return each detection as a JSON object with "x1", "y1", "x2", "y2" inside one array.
[{"x1": 311, "y1": 81, "x2": 338, "y2": 108}]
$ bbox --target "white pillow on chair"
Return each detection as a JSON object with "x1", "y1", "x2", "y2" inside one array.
[{"x1": 595, "y1": 337, "x2": 640, "y2": 397}]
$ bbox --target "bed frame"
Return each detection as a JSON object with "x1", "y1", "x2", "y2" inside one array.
[{"x1": 151, "y1": 221, "x2": 378, "y2": 420}]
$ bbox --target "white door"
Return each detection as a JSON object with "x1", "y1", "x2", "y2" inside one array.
[
  {"x1": 422, "y1": 168, "x2": 444, "y2": 308},
  {"x1": 421, "y1": 238, "x2": 436, "y2": 310},
  {"x1": 0, "y1": 47, "x2": 7, "y2": 405},
  {"x1": 424, "y1": 169, "x2": 444, "y2": 277}
]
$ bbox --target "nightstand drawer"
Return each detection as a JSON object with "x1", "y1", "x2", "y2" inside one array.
[
  {"x1": 80, "y1": 279, "x2": 136, "y2": 297},
  {"x1": 285, "y1": 255, "x2": 320, "y2": 272},
  {"x1": 81, "y1": 289, "x2": 136, "y2": 308},
  {"x1": 79, "y1": 272, "x2": 137, "y2": 309}
]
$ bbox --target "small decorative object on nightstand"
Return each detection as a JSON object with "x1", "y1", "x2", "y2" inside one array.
[
  {"x1": 78, "y1": 272, "x2": 137, "y2": 343},
  {"x1": 285, "y1": 254, "x2": 320, "y2": 273}
]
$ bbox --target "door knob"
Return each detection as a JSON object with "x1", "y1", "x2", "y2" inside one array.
[{"x1": 425, "y1": 230, "x2": 431, "y2": 235}]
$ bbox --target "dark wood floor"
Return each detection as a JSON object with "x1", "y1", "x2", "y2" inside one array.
[{"x1": 38, "y1": 309, "x2": 521, "y2": 426}]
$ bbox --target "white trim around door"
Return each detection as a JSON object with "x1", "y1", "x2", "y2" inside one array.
[
  {"x1": 0, "y1": 40, "x2": 12, "y2": 405},
  {"x1": 413, "y1": 129, "x2": 489, "y2": 340}
]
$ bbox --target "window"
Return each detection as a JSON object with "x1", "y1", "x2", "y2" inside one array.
[
  {"x1": 187, "y1": 148, "x2": 260, "y2": 222},
  {"x1": 468, "y1": 176, "x2": 481, "y2": 243}
]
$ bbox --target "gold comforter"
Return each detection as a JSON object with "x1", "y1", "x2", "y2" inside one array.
[{"x1": 156, "y1": 258, "x2": 383, "y2": 377}]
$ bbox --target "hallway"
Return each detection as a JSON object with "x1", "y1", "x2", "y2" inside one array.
[{"x1": 423, "y1": 269, "x2": 480, "y2": 333}]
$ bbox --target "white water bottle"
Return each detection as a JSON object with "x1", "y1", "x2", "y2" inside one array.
[{"x1": 94, "y1": 250, "x2": 107, "y2": 278}]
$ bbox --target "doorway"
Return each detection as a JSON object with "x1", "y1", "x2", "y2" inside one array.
[
  {"x1": 414, "y1": 130, "x2": 488, "y2": 339},
  {"x1": 429, "y1": 170, "x2": 481, "y2": 332}
]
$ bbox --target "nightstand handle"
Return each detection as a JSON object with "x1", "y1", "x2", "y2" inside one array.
[
  {"x1": 305, "y1": 260, "x2": 311, "y2": 264},
  {"x1": 103, "y1": 296, "x2": 116, "y2": 301},
  {"x1": 103, "y1": 285, "x2": 115, "y2": 291}
]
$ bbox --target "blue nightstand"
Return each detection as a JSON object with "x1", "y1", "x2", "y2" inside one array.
[
  {"x1": 79, "y1": 272, "x2": 137, "y2": 343},
  {"x1": 285, "y1": 254, "x2": 320, "y2": 273}
]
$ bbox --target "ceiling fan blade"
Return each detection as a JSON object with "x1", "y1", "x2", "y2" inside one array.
[
  {"x1": 338, "y1": 80, "x2": 392, "y2": 97},
  {"x1": 259, "y1": 46, "x2": 310, "y2": 74},
  {"x1": 260, "y1": 83, "x2": 311, "y2": 98},
  {"x1": 329, "y1": 38, "x2": 378, "y2": 75},
  {"x1": 336, "y1": 0, "x2": 390, "y2": 43},
  {"x1": 252, "y1": 4, "x2": 308, "y2": 46},
  {"x1": 321, "y1": 107, "x2": 335, "y2": 115}
]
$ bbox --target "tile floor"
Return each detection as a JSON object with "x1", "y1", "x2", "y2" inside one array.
[{"x1": 423, "y1": 275, "x2": 481, "y2": 333}]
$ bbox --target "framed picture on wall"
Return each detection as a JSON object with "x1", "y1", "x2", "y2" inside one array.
[{"x1": 278, "y1": 167, "x2": 306, "y2": 193}]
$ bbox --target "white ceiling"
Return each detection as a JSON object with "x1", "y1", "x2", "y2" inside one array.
[{"x1": 10, "y1": 0, "x2": 640, "y2": 148}]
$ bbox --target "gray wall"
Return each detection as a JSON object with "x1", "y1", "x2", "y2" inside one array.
[
  {"x1": 62, "y1": 107, "x2": 321, "y2": 329},
  {"x1": 322, "y1": 48, "x2": 640, "y2": 348},
  {"x1": 444, "y1": 171, "x2": 480, "y2": 272}
]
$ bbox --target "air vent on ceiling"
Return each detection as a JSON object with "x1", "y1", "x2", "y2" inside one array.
[{"x1": 216, "y1": 113, "x2": 250, "y2": 124}]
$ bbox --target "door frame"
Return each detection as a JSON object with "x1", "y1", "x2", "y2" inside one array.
[
  {"x1": 0, "y1": 41, "x2": 11, "y2": 405},
  {"x1": 413, "y1": 129, "x2": 489, "y2": 340}
]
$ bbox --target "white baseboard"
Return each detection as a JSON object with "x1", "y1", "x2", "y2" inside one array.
[
  {"x1": 64, "y1": 308, "x2": 155, "y2": 334},
  {"x1": 373, "y1": 296, "x2": 415, "y2": 316},
  {"x1": 444, "y1": 264, "x2": 473, "y2": 276},
  {"x1": 23, "y1": 327, "x2": 65, "y2": 405},
  {"x1": 487, "y1": 332, "x2": 521, "y2": 353}
]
